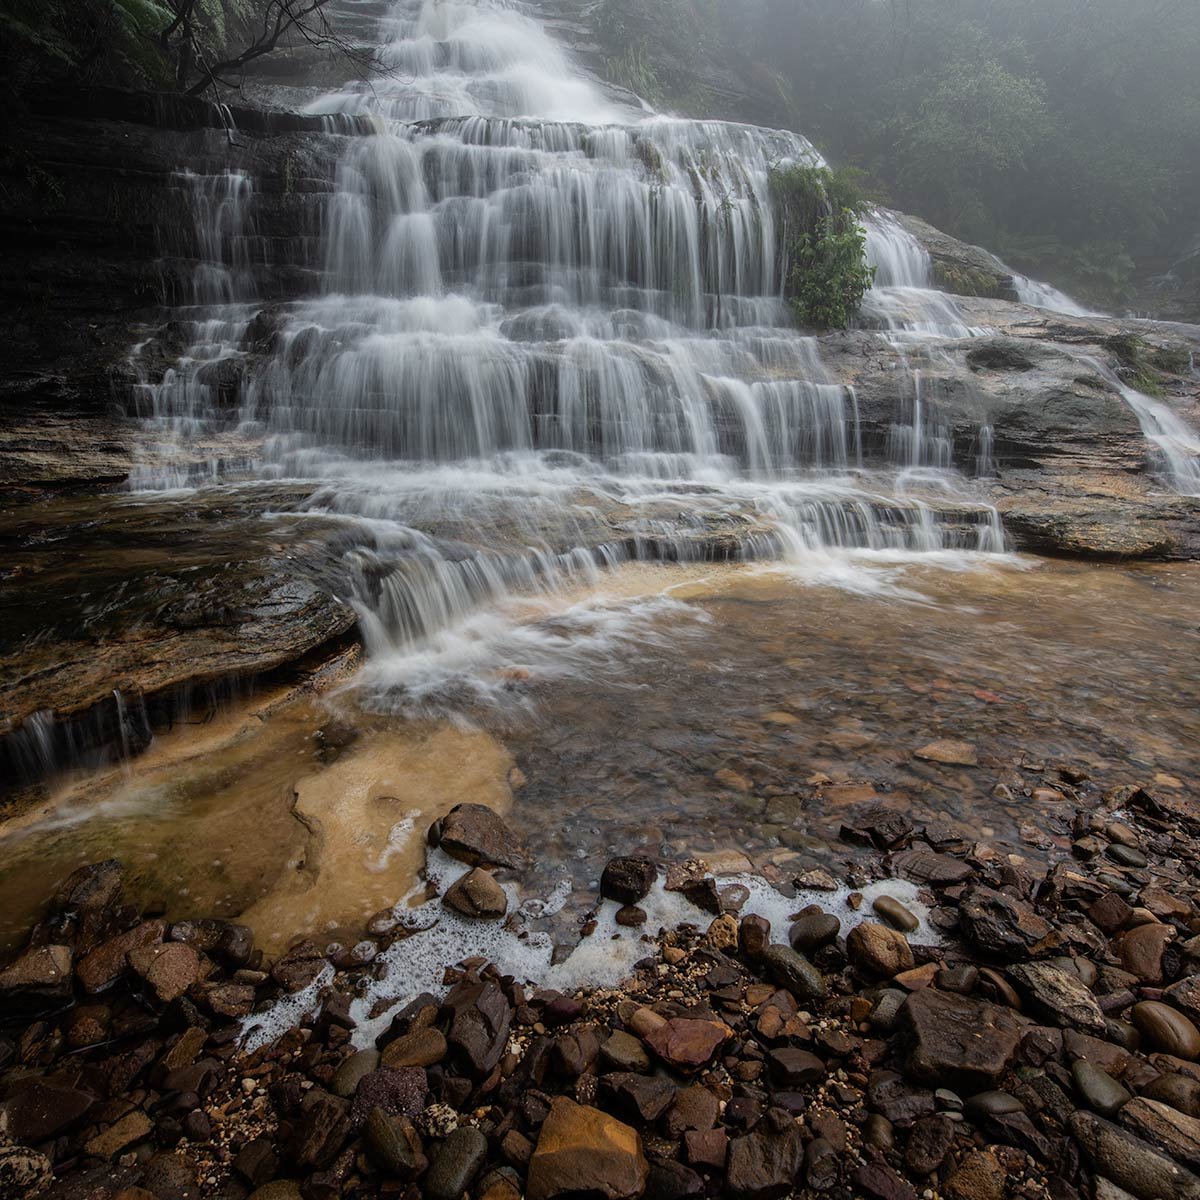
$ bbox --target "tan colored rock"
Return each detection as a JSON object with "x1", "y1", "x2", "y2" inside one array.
[
  {"x1": 704, "y1": 914, "x2": 739, "y2": 953},
  {"x1": 847, "y1": 922, "x2": 914, "y2": 977},
  {"x1": 443, "y1": 868, "x2": 507, "y2": 919},
  {"x1": 84, "y1": 1110, "x2": 154, "y2": 1159},
  {"x1": 914, "y1": 739, "x2": 978, "y2": 766},
  {"x1": 527, "y1": 1097, "x2": 649, "y2": 1200}
]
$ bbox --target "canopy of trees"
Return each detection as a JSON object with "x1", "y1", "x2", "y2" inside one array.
[
  {"x1": 592, "y1": 0, "x2": 1200, "y2": 307},
  {"x1": 0, "y1": 0, "x2": 366, "y2": 103}
]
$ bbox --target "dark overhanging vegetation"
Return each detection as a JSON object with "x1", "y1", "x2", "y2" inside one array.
[{"x1": 0, "y1": 0, "x2": 378, "y2": 106}]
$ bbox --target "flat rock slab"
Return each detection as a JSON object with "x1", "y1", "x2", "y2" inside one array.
[{"x1": 902, "y1": 987, "x2": 1022, "y2": 1093}]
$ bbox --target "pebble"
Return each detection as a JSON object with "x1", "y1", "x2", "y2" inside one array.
[
  {"x1": 1072, "y1": 1061, "x2": 1131, "y2": 1118},
  {"x1": 873, "y1": 895, "x2": 920, "y2": 933},
  {"x1": 788, "y1": 912, "x2": 840, "y2": 952},
  {"x1": 1132, "y1": 1002, "x2": 1200, "y2": 1060}
]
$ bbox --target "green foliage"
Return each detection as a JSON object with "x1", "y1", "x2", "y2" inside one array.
[
  {"x1": 769, "y1": 165, "x2": 875, "y2": 329},
  {"x1": 0, "y1": 0, "x2": 263, "y2": 99},
  {"x1": 1105, "y1": 334, "x2": 1171, "y2": 398}
]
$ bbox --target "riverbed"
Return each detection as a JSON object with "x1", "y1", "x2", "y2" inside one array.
[{"x1": 1, "y1": 551, "x2": 1195, "y2": 954}]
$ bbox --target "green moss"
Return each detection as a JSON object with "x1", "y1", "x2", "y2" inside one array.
[
  {"x1": 1105, "y1": 334, "x2": 1172, "y2": 397},
  {"x1": 933, "y1": 263, "x2": 1005, "y2": 298},
  {"x1": 768, "y1": 164, "x2": 875, "y2": 329}
]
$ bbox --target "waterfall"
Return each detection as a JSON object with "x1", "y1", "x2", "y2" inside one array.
[
  {"x1": 131, "y1": 0, "x2": 1016, "y2": 681},
  {"x1": 1079, "y1": 356, "x2": 1200, "y2": 495}
]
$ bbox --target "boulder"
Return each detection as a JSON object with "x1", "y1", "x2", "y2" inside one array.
[
  {"x1": 526, "y1": 1097, "x2": 649, "y2": 1200},
  {"x1": 444, "y1": 868, "x2": 508, "y2": 919},
  {"x1": 1071, "y1": 1111, "x2": 1200, "y2": 1200},
  {"x1": 600, "y1": 857, "x2": 658, "y2": 906},
  {"x1": 848, "y1": 923, "x2": 915, "y2": 977},
  {"x1": 1008, "y1": 961, "x2": 1105, "y2": 1031},
  {"x1": 902, "y1": 988, "x2": 1022, "y2": 1092},
  {"x1": 436, "y1": 803, "x2": 526, "y2": 869}
]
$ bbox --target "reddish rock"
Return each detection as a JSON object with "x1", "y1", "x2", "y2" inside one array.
[
  {"x1": 128, "y1": 942, "x2": 204, "y2": 1003},
  {"x1": 643, "y1": 1017, "x2": 731, "y2": 1073},
  {"x1": 1117, "y1": 923, "x2": 1175, "y2": 983},
  {"x1": 76, "y1": 920, "x2": 165, "y2": 993},
  {"x1": 684, "y1": 1127, "x2": 728, "y2": 1170}
]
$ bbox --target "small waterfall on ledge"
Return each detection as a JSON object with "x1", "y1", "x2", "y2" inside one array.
[{"x1": 129, "y1": 0, "x2": 1017, "y2": 695}]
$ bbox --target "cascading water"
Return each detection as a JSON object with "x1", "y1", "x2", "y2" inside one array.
[{"x1": 132, "y1": 0, "x2": 1017, "y2": 700}]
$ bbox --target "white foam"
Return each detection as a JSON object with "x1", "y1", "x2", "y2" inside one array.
[{"x1": 333, "y1": 858, "x2": 941, "y2": 1048}]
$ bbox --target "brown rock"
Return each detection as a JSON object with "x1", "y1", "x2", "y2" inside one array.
[
  {"x1": 726, "y1": 1118, "x2": 805, "y2": 1200},
  {"x1": 437, "y1": 803, "x2": 526, "y2": 869},
  {"x1": 195, "y1": 980, "x2": 255, "y2": 1018},
  {"x1": 76, "y1": 920, "x2": 166, "y2": 993},
  {"x1": 444, "y1": 867, "x2": 508, "y2": 919},
  {"x1": 643, "y1": 1018, "x2": 731, "y2": 1073},
  {"x1": 1, "y1": 1080, "x2": 97, "y2": 1142},
  {"x1": 382, "y1": 1027, "x2": 447, "y2": 1070},
  {"x1": 1007, "y1": 961, "x2": 1105, "y2": 1031},
  {"x1": 1090, "y1": 892, "x2": 1135, "y2": 935},
  {"x1": 943, "y1": 1150, "x2": 1005, "y2": 1200},
  {"x1": 847, "y1": 923, "x2": 914, "y2": 978},
  {"x1": 704, "y1": 914, "x2": 739, "y2": 952},
  {"x1": 889, "y1": 847, "x2": 973, "y2": 887},
  {"x1": 1167, "y1": 977, "x2": 1200, "y2": 1024},
  {"x1": 526, "y1": 1097, "x2": 649, "y2": 1200},
  {"x1": 84, "y1": 1110, "x2": 154, "y2": 1159},
  {"x1": 1134, "y1": 1002, "x2": 1200, "y2": 1060},
  {"x1": 1118, "y1": 924, "x2": 1175, "y2": 983},
  {"x1": 128, "y1": 941, "x2": 203, "y2": 1003},
  {"x1": 905, "y1": 1115, "x2": 954, "y2": 1175},
  {"x1": 0, "y1": 944, "x2": 73, "y2": 1001},
  {"x1": 902, "y1": 988, "x2": 1022, "y2": 1092},
  {"x1": 854, "y1": 1161, "x2": 918, "y2": 1200},
  {"x1": 270, "y1": 940, "x2": 328, "y2": 992},
  {"x1": 600, "y1": 857, "x2": 658, "y2": 905},
  {"x1": 958, "y1": 886, "x2": 1057, "y2": 959},
  {"x1": 914, "y1": 739, "x2": 977, "y2": 766},
  {"x1": 1121, "y1": 1098, "x2": 1200, "y2": 1169}
]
